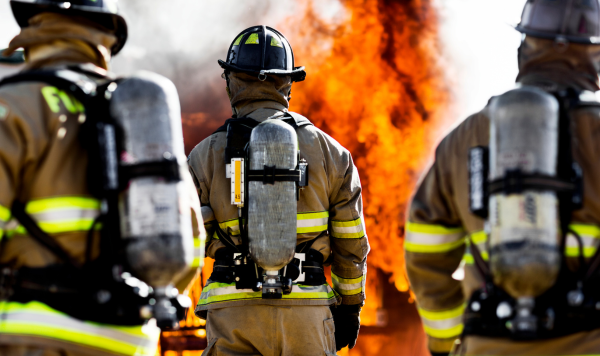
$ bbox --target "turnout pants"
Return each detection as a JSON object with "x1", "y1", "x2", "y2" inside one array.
[
  {"x1": 202, "y1": 305, "x2": 337, "y2": 356},
  {"x1": 453, "y1": 328, "x2": 600, "y2": 355}
]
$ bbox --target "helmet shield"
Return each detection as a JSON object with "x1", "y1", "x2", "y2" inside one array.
[
  {"x1": 10, "y1": 0, "x2": 127, "y2": 54},
  {"x1": 219, "y1": 26, "x2": 306, "y2": 82},
  {"x1": 516, "y1": 0, "x2": 600, "y2": 44}
]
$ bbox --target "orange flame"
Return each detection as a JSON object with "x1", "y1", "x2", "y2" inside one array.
[{"x1": 282, "y1": 0, "x2": 451, "y2": 293}]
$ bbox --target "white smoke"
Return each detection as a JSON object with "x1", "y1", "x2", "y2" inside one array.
[{"x1": 437, "y1": 0, "x2": 527, "y2": 128}]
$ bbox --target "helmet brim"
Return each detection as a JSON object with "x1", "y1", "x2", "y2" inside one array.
[
  {"x1": 515, "y1": 24, "x2": 600, "y2": 45},
  {"x1": 218, "y1": 59, "x2": 306, "y2": 82},
  {"x1": 10, "y1": 1, "x2": 128, "y2": 55}
]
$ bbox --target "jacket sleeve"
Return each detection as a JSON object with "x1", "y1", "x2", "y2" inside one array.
[
  {"x1": 187, "y1": 153, "x2": 223, "y2": 259},
  {"x1": 329, "y1": 152, "x2": 370, "y2": 306},
  {"x1": 0, "y1": 98, "x2": 22, "y2": 242},
  {"x1": 405, "y1": 141, "x2": 466, "y2": 354},
  {"x1": 173, "y1": 168, "x2": 207, "y2": 292}
]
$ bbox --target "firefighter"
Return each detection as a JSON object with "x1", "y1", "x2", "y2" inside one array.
[
  {"x1": 405, "y1": 1, "x2": 600, "y2": 355},
  {"x1": 0, "y1": 1, "x2": 204, "y2": 355},
  {"x1": 188, "y1": 25, "x2": 369, "y2": 355}
]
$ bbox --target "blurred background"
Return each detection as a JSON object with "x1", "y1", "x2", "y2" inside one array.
[{"x1": 0, "y1": 0, "x2": 527, "y2": 354}]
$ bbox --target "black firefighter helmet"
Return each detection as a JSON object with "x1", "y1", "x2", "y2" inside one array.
[
  {"x1": 219, "y1": 26, "x2": 306, "y2": 82},
  {"x1": 10, "y1": 0, "x2": 128, "y2": 55}
]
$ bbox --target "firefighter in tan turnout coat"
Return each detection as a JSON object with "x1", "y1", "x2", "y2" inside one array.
[
  {"x1": 0, "y1": 1, "x2": 204, "y2": 355},
  {"x1": 188, "y1": 26, "x2": 369, "y2": 355},
  {"x1": 406, "y1": 1, "x2": 600, "y2": 355}
]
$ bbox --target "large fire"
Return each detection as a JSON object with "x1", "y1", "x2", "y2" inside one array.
[{"x1": 165, "y1": 0, "x2": 453, "y2": 355}]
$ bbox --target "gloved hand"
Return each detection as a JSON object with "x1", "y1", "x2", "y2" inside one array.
[{"x1": 330, "y1": 304, "x2": 361, "y2": 351}]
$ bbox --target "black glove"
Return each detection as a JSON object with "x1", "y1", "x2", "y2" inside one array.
[
  {"x1": 430, "y1": 352, "x2": 450, "y2": 356},
  {"x1": 330, "y1": 304, "x2": 361, "y2": 351}
]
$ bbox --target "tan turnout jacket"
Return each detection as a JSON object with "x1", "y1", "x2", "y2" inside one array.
[
  {"x1": 188, "y1": 105, "x2": 369, "y2": 312},
  {"x1": 0, "y1": 14, "x2": 203, "y2": 356},
  {"x1": 406, "y1": 37, "x2": 600, "y2": 355}
]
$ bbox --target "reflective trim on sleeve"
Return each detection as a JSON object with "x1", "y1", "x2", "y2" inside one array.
[
  {"x1": 405, "y1": 222, "x2": 466, "y2": 253},
  {"x1": 0, "y1": 301, "x2": 159, "y2": 356},
  {"x1": 331, "y1": 217, "x2": 365, "y2": 239},
  {"x1": 0, "y1": 204, "x2": 10, "y2": 223},
  {"x1": 7, "y1": 197, "x2": 100, "y2": 235},
  {"x1": 463, "y1": 231, "x2": 489, "y2": 265},
  {"x1": 198, "y1": 281, "x2": 337, "y2": 306},
  {"x1": 297, "y1": 211, "x2": 329, "y2": 234},
  {"x1": 192, "y1": 235, "x2": 204, "y2": 268},
  {"x1": 331, "y1": 272, "x2": 365, "y2": 296},
  {"x1": 0, "y1": 204, "x2": 10, "y2": 241},
  {"x1": 418, "y1": 304, "x2": 465, "y2": 339},
  {"x1": 219, "y1": 219, "x2": 241, "y2": 236}
]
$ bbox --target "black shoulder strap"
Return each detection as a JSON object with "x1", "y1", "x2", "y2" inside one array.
[
  {"x1": 11, "y1": 201, "x2": 80, "y2": 267},
  {"x1": 0, "y1": 67, "x2": 101, "y2": 106},
  {"x1": 283, "y1": 111, "x2": 313, "y2": 128}
]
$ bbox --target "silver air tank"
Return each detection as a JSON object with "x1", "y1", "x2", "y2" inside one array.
[
  {"x1": 489, "y1": 86, "x2": 561, "y2": 299},
  {"x1": 110, "y1": 71, "x2": 193, "y2": 328},
  {"x1": 248, "y1": 119, "x2": 298, "y2": 271}
]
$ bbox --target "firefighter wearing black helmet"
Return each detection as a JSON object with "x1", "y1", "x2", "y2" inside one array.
[
  {"x1": 405, "y1": 1, "x2": 600, "y2": 355},
  {"x1": 0, "y1": 1, "x2": 204, "y2": 356},
  {"x1": 188, "y1": 25, "x2": 370, "y2": 355}
]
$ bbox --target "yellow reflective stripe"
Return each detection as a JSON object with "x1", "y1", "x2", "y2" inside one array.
[
  {"x1": 418, "y1": 304, "x2": 465, "y2": 339},
  {"x1": 423, "y1": 323, "x2": 464, "y2": 339},
  {"x1": 405, "y1": 239, "x2": 465, "y2": 253},
  {"x1": 245, "y1": 33, "x2": 260, "y2": 44},
  {"x1": 297, "y1": 211, "x2": 329, "y2": 220},
  {"x1": 270, "y1": 36, "x2": 283, "y2": 48},
  {"x1": 331, "y1": 217, "x2": 365, "y2": 239},
  {"x1": 297, "y1": 211, "x2": 328, "y2": 234},
  {"x1": 418, "y1": 304, "x2": 466, "y2": 320},
  {"x1": 405, "y1": 222, "x2": 464, "y2": 235},
  {"x1": 37, "y1": 219, "x2": 98, "y2": 234},
  {"x1": 232, "y1": 34, "x2": 244, "y2": 46},
  {"x1": 0, "y1": 301, "x2": 159, "y2": 356},
  {"x1": 331, "y1": 272, "x2": 365, "y2": 296},
  {"x1": 0, "y1": 204, "x2": 10, "y2": 222},
  {"x1": 570, "y1": 224, "x2": 600, "y2": 238},
  {"x1": 198, "y1": 282, "x2": 337, "y2": 306},
  {"x1": 26, "y1": 197, "x2": 100, "y2": 213},
  {"x1": 218, "y1": 212, "x2": 330, "y2": 237},
  {"x1": 470, "y1": 231, "x2": 487, "y2": 245},
  {"x1": 192, "y1": 236, "x2": 203, "y2": 268},
  {"x1": 405, "y1": 222, "x2": 466, "y2": 253},
  {"x1": 219, "y1": 219, "x2": 240, "y2": 236}
]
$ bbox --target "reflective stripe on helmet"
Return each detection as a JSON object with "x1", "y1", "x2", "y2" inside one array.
[
  {"x1": 330, "y1": 217, "x2": 365, "y2": 239},
  {"x1": 0, "y1": 301, "x2": 160, "y2": 356},
  {"x1": 245, "y1": 33, "x2": 260, "y2": 45},
  {"x1": 198, "y1": 281, "x2": 337, "y2": 306},
  {"x1": 332, "y1": 272, "x2": 365, "y2": 296},
  {"x1": 405, "y1": 222, "x2": 466, "y2": 253},
  {"x1": 418, "y1": 304, "x2": 465, "y2": 339}
]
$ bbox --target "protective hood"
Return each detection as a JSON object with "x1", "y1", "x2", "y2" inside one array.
[
  {"x1": 227, "y1": 71, "x2": 292, "y2": 118},
  {"x1": 4, "y1": 12, "x2": 116, "y2": 70},
  {"x1": 517, "y1": 36, "x2": 600, "y2": 92}
]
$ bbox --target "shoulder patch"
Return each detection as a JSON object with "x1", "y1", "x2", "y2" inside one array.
[{"x1": 0, "y1": 103, "x2": 9, "y2": 121}]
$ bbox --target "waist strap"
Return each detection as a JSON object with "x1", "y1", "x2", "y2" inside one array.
[{"x1": 211, "y1": 248, "x2": 326, "y2": 287}]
